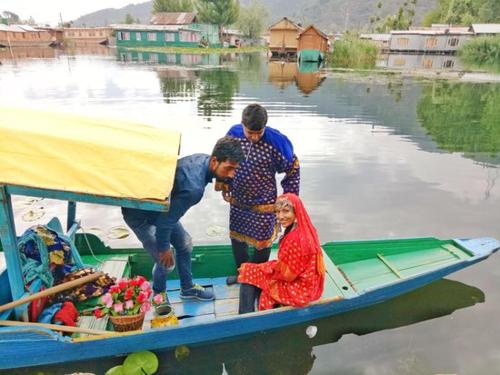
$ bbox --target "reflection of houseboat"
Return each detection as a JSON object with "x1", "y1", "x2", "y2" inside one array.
[
  {"x1": 63, "y1": 27, "x2": 112, "y2": 45},
  {"x1": 383, "y1": 53, "x2": 463, "y2": 70},
  {"x1": 117, "y1": 48, "x2": 219, "y2": 66},
  {"x1": 268, "y1": 61, "x2": 326, "y2": 95},
  {"x1": 0, "y1": 46, "x2": 56, "y2": 60},
  {"x1": 390, "y1": 28, "x2": 473, "y2": 54},
  {"x1": 297, "y1": 25, "x2": 328, "y2": 62},
  {"x1": 269, "y1": 17, "x2": 302, "y2": 59},
  {"x1": 0, "y1": 25, "x2": 52, "y2": 47}
]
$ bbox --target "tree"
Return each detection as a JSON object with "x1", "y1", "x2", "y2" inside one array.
[
  {"x1": 423, "y1": 0, "x2": 500, "y2": 26},
  {"x1": 1, "y1": 11, "x2": 20, "y2": 24},
  {"x1": 124, "y1": 13, "x2": 135, "y2": 24},
  {"x1": 236, "y1": 0, "x2": 268, "y2": 39},
  {"x1": 152, "y1": 0, "x2": 194, "y2": 13},
  {"x1": 371, "y1": 0, "x2": 416, "y2": 32},
  {"x1": 196, "y1": 0, "x2": 240, "y2": 43}
]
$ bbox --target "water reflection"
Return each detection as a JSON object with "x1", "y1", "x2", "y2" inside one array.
[
  {"x1": 0, "y1": 46, "x2": 56, "y2": 60},
  {"x1": 417, "y1": 81, "x2": 500, "y2": 163},
  {"x1": 15, "y1": 279, "x2": 483, "y2": 374},
  {"x1": 268, "y1": 61, "x2": 326, "y2": 95},
  {"x1": 380, "y1": 53, "x2": 463, "y2": 70}
]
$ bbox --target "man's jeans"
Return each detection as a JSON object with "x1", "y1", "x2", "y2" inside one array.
[{"x1": 123, "y1": 216, "x2": 194, "y2": 293}]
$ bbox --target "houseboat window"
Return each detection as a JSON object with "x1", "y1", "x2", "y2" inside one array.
[
  {"x1": 443, "y1": 60, "x2": 454, "y2": 68},
  {"x1": 136, "y1": 32, "x2": 142, "y2": 41},
  {"x1": 425, "y1": 37, "x2": 438, "y2": 48},
  {"x1": 166, "y1": 54, "x2": 176, "y2": 63},
  {"x1": 397, "y1": 38, "x2": 409, "y2": 47},
  {"x1": 394, "y1": 57, "x2": 406, "y2": 66},
  {"x1": 149, "y1": 53, "x2": 159, "y2": 63},
  {"x1": 180, "y1": 31, "x2": 198, "y2": 42},
  {"x1": 147, "y1": 33, "x2": 157, "y2": 41},
  {"x1": 165, "y1": 33, "x2": 175, "y2": 42},
  {"x1": 448, "y1": 37, "x2": 459, "y2": 46},
  {"x1": 422, "y1": 58, "x2": 433, "y2": 68}
]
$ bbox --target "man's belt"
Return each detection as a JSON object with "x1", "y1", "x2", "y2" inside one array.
[{"x1": 229, "y1": 198, "x2": 275, "y2": 214}]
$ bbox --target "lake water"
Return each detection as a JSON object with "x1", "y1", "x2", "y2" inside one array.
[{"x1": 1, "y1": 47, "x2": 500, "y2": 374}]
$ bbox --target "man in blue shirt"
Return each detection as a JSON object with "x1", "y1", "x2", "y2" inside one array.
[{"x1": 122, "y1": 136, "x2": 244, "y2": 302}]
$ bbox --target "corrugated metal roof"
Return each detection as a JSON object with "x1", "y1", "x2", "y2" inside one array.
[
  {"x1": 111, "y1": 24, "x2": 196, "y2": 32},
  {"x1": 360, "y1": 33, "x2": 391, "y2": 41},
  {"x1": 391, "y1": 29, "x2": 473, "y2": 35},
  {"x1": 0, "y1": 24, "x2": 26, "y2": 32},
  {"x1": 16, "y1": 25, "x2": 39, "y2": 32},
  {"x1": 471, "y1": 24, "x2": 500, "y2": 34},
  {"x1": 150, "y1": 12, "x2": 197, "y2": 25}
]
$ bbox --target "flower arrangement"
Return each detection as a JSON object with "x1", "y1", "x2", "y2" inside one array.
[{"x1": 94, "y1": 275, "x2": 164, "y2": 318}]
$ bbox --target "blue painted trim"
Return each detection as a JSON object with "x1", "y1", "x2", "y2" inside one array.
[
  {"x1": 67, "y1": 201, "x2": 76, "y2": 231},
  {"x1": 5, "y1": 185, "x2": 170, "y2": 212},
  {"x1": 0, "y1": 186, "x2": 25, "y2": 320},
  {"x1": 0, "y1": 240, "x2": 497, "y2": 369}
]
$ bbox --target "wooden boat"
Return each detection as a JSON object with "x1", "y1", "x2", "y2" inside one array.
[{"x1": 0, "y1": 107, "x2": 499, "y2": 370}]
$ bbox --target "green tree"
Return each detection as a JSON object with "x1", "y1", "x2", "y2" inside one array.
[
  {"x1": 423, "y1": 0, "x2": 500, "y2": 26},
  {"x1": 124, "y1": 13, "x2": 135, "y2": 24},
  {"x1": 152, "y1": 0, "x2": 194, "y2": 13},
  {"x1": 372, "y1": 0, "x2": 416, "y2": 32},
  {"x1": 236, "y1": 0, "x2": 268, "y2": 39},
  {"x1": 196, "y1": 0, "x2": 240, "y2": 43},
  {"x1": 1, "y1": 11, "x2": 20, "y2": 24}
]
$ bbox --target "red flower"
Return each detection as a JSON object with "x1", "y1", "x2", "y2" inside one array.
[
  {"x1": 136, "y1": 291, "x2": 148, "y2": 304},
  {"x1": 94, "y1": 308, "x2": 102, "y2": 318},
  {"x1": 124, "y1": 288, "x2": 134, "y2": 301},
  {"x1": 109, "y1": 285, "x2": 121, "y2": 294},
  {"x1": 136, "y1": 276, "x2": 146, "y2": 285},
  {"x1": 118, "y1": 279, "x2": 128, "y2": 290}
]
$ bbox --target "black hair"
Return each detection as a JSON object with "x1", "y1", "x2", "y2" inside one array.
[
  {"x1": 242, "y1": 104, "x2": 268, "y2": 131},
  {"x1": 211, "y1": 136, "x2": 244, "y2": 163}
]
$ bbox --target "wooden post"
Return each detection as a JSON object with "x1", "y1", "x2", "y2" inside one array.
[{"x1": 0, "y1": 185, "x2": 25, "y2": 319}]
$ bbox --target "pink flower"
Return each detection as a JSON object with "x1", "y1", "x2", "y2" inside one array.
[
  {"x1": 101, "y1": 293, "x2": 113, "y2": 308},
  {"x1": 153, "y1": 294, "x2": 164, "y2": 305},
  {"x1": 140, "y1": 281, "x2": 151, "y2": 292},
  {"x1": 113, "y1": 303, "x2": 124, "y2": 313},
  {"x1": 140, "y1": 301, "x2": 151, "y2": 313},
  {"x1": 125, "y1": 300, "x2": 134, "y2": 310}
]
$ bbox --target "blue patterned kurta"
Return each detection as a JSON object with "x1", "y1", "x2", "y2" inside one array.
[{"x1": 226, "y1": 124, "x2": 300, "y2": 249}]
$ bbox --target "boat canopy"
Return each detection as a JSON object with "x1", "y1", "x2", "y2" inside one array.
[{"x1": 0, "y1": 107, "x2": 180, "y2": 203}]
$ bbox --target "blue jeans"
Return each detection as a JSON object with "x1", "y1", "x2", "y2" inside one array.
[{"x1": 123, "y1": 216, "x2": 194, "y2": 293}]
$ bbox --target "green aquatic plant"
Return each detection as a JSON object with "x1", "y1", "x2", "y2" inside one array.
[
  {"x1": 106, "y1": 351, "x2": 159, "y2": 375},
  {"x1": 327, "y1": 35, "x2": 379, "y2": 69}
]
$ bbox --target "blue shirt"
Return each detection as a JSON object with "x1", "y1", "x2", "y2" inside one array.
[{"x1": 122, "y1": 153, "x2": 214, "y2": 252}]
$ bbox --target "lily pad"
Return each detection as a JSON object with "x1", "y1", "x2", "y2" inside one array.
[
  {"x1": 123, "y1": 351, "x2": 158, "y2": 375},
  {"x1": 174, "y1": 345, "x2": 190, "y2": 361},
  {"x1": 107, "y1": 226, "x2": 130, "y2": 240},
  {"x1": 206, "y1": 225, "x2": 226, "y2": 237},
  {"x1": 105, "y1": 366, "x2": 124, "y2": 375},
  {"x1": 22, "y1": 209, "x2": 45, "y2": 222}
]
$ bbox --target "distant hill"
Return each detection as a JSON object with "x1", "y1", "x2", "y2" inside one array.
[{"x1": 73, "y1": 0, "x2": 437, "y2": 33}]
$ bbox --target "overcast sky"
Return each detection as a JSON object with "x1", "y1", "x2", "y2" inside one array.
[{"x1": 1, "y1": 1, "x2": 146, "y2": 25}]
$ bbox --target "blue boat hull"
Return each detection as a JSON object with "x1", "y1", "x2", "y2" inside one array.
[{"x1": 0, "y1": 237, "x2": 498, "y2": 370}]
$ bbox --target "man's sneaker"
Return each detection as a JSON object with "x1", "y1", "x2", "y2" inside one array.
[{"x1": 180, "y1": 284, "x2": 214, "y2": 301}]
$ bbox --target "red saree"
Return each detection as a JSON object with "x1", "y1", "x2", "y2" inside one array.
[{"x1": 238, "y1": 193, "x2": 325, "y2": 310}]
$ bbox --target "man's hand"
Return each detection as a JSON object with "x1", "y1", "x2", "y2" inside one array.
[
  {"x1": 158, "y1": 248, "x2": 175, "y2": 269},
  {"x1": 222, "y1": 190, "x2": 232, "y2": 203}
]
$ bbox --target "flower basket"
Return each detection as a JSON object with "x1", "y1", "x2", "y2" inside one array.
[{"x1": 110, "y1": 312, "x2": 145, "y2": 332}]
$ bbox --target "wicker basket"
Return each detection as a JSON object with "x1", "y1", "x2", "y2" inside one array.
[{"x1": 109, "y1": 312, "x2": 145, "y2": 332}]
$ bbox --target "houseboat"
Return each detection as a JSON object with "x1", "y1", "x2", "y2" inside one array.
[
  {"x1": 389, "y1": 28, "x2": 473, "y2": 54},
  {"x1": 0, "y1": 25, "x2": 52, "y2": 48},
  {"x1": 297, "y1": 25, "x2": 329, "y2": 62},
  {"x1": 269, "y1": 17, "x2": 303, "y2": 59}
]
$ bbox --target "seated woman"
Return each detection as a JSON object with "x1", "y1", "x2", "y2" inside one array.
[{"x1": 237, "y1": 193, "x2": 325, "y2": 313}]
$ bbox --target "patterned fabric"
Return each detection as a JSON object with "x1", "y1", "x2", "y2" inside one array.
[
  {"x1": 19, "y1": 225, "x2": 84, "y2": 287},
  {"x1": 226, "y1": 124, "x2": 300, "y2": 249},
  {"x1": 238, "y1": 193, "x2": 325, "y2": 310}
]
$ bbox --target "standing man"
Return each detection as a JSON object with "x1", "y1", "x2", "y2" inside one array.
[
  {"x1": 122, "y1": 136, "x2": 244, "y2": 303},
  {"x1": 220, "y1": 104, "x2": 300, "y2": 285}
]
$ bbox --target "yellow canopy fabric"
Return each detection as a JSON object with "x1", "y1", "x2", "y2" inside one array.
[{"x1": 0, "y1": 107, "x2": 180, "y2": 202}]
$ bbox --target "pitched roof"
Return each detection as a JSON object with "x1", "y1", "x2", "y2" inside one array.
[
  {"x1": 269, "y1": 17, "x2": 303, "y2": 31},
  {"x1": 298, "y1": 25, "x2": 328, "y2": 39},
  {"x1": 471, "y1": 24, "x2": 500, "y2": 34},
  {"x1": 150, "y1": 12, "x2": 197, "y2": 25}
]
